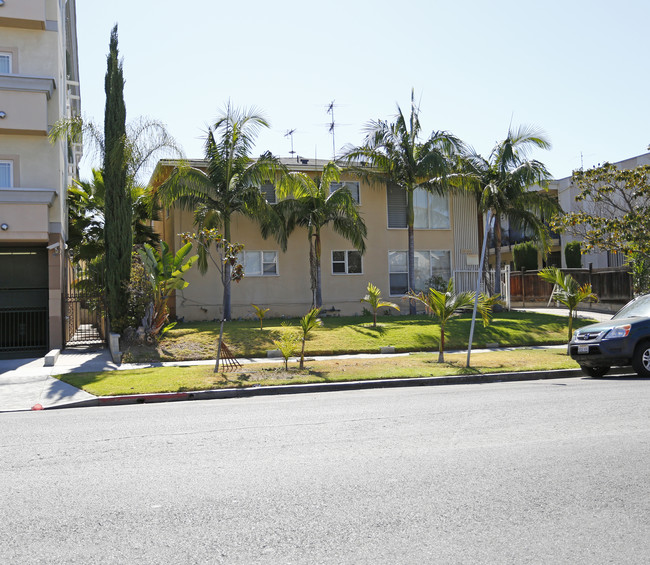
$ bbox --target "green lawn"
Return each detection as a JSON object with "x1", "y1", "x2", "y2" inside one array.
[
  {"x1": 124, "y1": 311, "x2": 595, "y2": 363},
  {"x1": 57, "y1": 348, "x2": 582, "y2": 397},
  {"x1": 72, "y1": 310, "x2": 593, "y2": 397}
]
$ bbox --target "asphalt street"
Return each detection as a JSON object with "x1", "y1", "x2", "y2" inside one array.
[{"x1": 1, "y1": 377, "x2": 648, "y2": 564}]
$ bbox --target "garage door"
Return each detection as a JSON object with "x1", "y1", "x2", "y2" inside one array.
[{"x1": 0, "y1": 247, "x2": 49, "y2": 359}]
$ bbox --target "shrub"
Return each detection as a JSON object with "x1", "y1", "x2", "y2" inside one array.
[
  {"x1": 564, "y1": 241, "x2": 582, "y2": 269},
  {"x1": 513, "y1": 241, "x2": 538, "y2": 271}
]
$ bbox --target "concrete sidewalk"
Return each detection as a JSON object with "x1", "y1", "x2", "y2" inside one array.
[
  {"x1": 0, "y1": 307, "x2": 615, "y2": 413},
  {"x1": 0, "y1": 348, "x2": 116, "y2": 412}
]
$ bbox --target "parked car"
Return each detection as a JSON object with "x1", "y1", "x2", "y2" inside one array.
[{"x1": 569, "y1": 294, "x2": 650, "y2": 377}]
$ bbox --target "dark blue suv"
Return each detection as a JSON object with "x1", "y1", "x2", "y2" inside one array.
[{"x1": 569, "y1": 294, "x2": 650, "y2": 377}]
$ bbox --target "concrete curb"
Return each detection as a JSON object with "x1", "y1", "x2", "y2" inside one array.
[{"x1": 47, "y1": 366, "x2": 638, "y2": 411}]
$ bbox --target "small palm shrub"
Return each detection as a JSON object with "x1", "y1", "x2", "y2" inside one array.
[{"x1": 360, "y1": 283, "x2": 400, "y2": 328}]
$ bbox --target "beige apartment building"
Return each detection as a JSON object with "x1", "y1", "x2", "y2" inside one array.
[
  {"x1": 151, "y1": 158, "x2": 481, "y2": 321},
  {"x1": 0, "y1": 0, "x2": 81, "y2": 358}
]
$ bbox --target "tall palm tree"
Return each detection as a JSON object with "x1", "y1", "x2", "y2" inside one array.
[
  {"x1": 155, "y1": 104, "x2": 285, "y2": 320},
  {"x1": 266, "y1": 162, "x2": 367, "y2": 308},
  {"x1": 462, "y1": 125, "x2": 559, "y2": 295},
  {"x1": 341, "y1": 90, "x2": 461, "y2": 314}
]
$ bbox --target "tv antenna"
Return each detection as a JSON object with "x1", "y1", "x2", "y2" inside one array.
[
  {"x1": 285, "y1": 129, "x2": 296, "y2": 156},
  {"x1": 327, "y1": 100, "x2": 336, "y2": 159}
]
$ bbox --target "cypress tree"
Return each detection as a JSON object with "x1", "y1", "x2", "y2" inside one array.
[{"x1": 103, "y1": 24, "x2": 131, "y2": 331}]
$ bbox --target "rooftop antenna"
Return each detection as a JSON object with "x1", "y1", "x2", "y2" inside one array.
[
  {"x1": 327, "y1": 100, "x2": 336, "y2": 159},
  {"x1": 285, "y1": 129, "x2": 296, "y2": 157}
]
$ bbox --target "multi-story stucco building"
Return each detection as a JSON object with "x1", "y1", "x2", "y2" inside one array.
[
  {"x1": 0, "y1": 0, "x2": 81, "y2": 358},
  {"x1": 151, "y1": 157, "x2": 481, "y2": 321},
  {"x1": 554, "y1": 151, "x2": 650, "y2": 269}
]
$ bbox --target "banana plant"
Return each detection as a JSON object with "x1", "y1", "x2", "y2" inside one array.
[{"x1": 138, "y1": 241, "x2": 197, "y2": 340}]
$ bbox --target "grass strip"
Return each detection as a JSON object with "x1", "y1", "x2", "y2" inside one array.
[{"x1": 56, "y1": 348, "x2": 580, "y2": 397}]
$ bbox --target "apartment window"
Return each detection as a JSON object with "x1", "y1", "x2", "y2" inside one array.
[
  {"x1": 387, "y1": 185, "x2": 450, "y2": 229},
  {"x1": 332, "y1": 250, "x2": 362, "y2": 274},
  {"x1": 242, "y1": 251, "x2": 278, "y2": 276},
  {"x1": 413, "y1": 188, "x2": 450, "y2": 229},
  {"x1": 388, "y1": 250, "x2": 451, "y2": 295},
  {"x1": 259, "y1": 183, "x2": 276, "y2": 204},
  {"x1": 0, "y1": 52, "x2": 11, "y2": 74},
  {"x1": 0, "y1": 160, "x2": 13, "y2": 188},
  {"x1": 330, "y1": 181, "x2": 360, "y2": 204}
]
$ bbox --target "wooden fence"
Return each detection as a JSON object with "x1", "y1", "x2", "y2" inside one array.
[{"x1": 510, "y1": 267, "x2": 633, "y2": 307}]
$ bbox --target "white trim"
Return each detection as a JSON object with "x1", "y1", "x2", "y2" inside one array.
[{"x1": 331, "y1": 250, "x2": 363, "y2": 275}]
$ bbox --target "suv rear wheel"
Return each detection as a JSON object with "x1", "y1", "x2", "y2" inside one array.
[
  {"x1": 580, "y1": 365, "x2": 610, "y2": 378},
  {"x1": 632, "y1": 341, "x2": 650, "y2": 377}
]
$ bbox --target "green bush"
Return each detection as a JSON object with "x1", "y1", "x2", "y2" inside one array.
[
  {"x1": 513, "y1": 241, "x2": 538, "y2": 271},
  {"x1": 564, "y1": 240, "x2": 582, "y2": 269}
]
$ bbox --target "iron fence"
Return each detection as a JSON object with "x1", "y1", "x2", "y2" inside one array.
[{"x1": 0, "y1": 305, "x2": 48, "y2": 357}]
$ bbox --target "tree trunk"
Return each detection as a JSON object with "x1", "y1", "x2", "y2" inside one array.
[
  {"x1": 309, "y1": 234, "x2": 317, "y2": 308},
  {"x1": 407, "y1": 189, "x2": 416, "y2": 315},
  {"x1": 223, "y1": 216, "x2": 232, "y2": 321},
  {"x1": 300, "y1": 338, "x2": 306, "y2": 370},
  {"x1": 315, "y1": 231, "x2": 322, "y2": 308},
  {"x1": 214, "y1": 317, "x2": 225, "y2": 373},
  {"x1": 494, "y1": 213, "x2": 502, "y2": 296},
  {"x1": 438, "y1": 325, "x2": 445, "y2": 363},
  {"x1": 223, "y1": 262, "x2": 231, "y2": 321}
]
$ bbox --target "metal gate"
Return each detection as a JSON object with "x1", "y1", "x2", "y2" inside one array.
[
  {"x1": 454, "y1": 265, "x2": 511, "y2": 309},
  {"x1": 0, "y1": 247, "x2": 49, "y2": 359},
  {"x1": 64, "y1": 262, "x2": 108, "y2": 347}
]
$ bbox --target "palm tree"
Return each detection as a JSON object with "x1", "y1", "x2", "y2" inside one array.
[
  {"x1": 298, "y1": 307, "x2": 322, "y2": 369},
  {"x1": 538, "y1": 267, "x2": 598, "y2": 340},
  {"x1": 341, "y1": 90, "x2": 461, "y2": 314},
  {"x1": 155, "y1": 104, "x2": 285, "y2": 320},
  {"x1": 67, "y1": 169, "x2": 161, "y2": 262},
  {"x1": 360, "y1": 282, "x2": 400, "y2": 328},
  {"x1": 267, "y1": 161, "x2": 367, "y2": 308},
  {"x1": 462, "y1": 126, "x2": 559, "y2": 296},
  {"x1": 408, "y1": 279, "x2": 497, "y2": 363}
]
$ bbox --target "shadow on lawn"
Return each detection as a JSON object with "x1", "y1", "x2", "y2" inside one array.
[{"x1": 348, "y1": 324, "x2": 388, "y2": 338}]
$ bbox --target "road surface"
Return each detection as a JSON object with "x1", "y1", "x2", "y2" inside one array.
[{"x1": 1, "y1": 376, "x2": 649, "y2": 563}]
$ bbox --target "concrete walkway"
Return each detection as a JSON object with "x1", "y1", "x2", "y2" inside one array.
[
  {"x1": 0, "y1": 307, "x2": 614, "y2": 413},
  {"x1": 0, "y1": 348, "x2": 117, "y2": 412}
]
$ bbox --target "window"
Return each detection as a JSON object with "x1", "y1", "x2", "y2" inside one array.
[
  {"x1": 388, "y1": 250, "x2": 451, "y2": 295},
  {"x1": 330, "y1": 181, "x2": 360, "y2": 203},
  {"x1": 0, "y1": 52, "x2": 11, "y2": 74},
  {"x1": 259, "y1": 183, "x2": 276, "y2": 204},
  {"x1": 387, "y1": 185, "x2": 450, "y2": 229},
  {"x1": 388, "y1": 251, "x2": 409, "y2": 295},
  {"x1": 0, "y1": 160, "x2": 13, "y2": 188},
  {"x1": 413, "y1": 188, "x2": 450, "y2": 229},
  {"x1": 332, "y1": 250, "x2": 362, "y2": 274},
  {"x1": 242, "y1": 251, "x2": 278, "y2": 276},
  {"x1": 607, "y1": 251, "x2": 624, "y2": 268}
]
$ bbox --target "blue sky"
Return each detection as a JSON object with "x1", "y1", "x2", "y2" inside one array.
[{"x1": 76, "y1": 0, "x2": 650, "y2": 181}]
